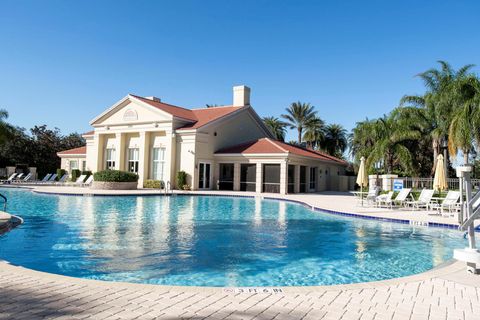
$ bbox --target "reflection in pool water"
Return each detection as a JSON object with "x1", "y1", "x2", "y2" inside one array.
[{"x1": 0, "y1": 188, "x2": 466, "y2": 286}]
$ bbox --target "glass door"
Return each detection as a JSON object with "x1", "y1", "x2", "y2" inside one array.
[{"x1": 198, "y1": 162, "x2": 211, "y2": 189}]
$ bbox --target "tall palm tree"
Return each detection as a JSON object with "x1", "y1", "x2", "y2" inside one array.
[
  {"x1": 262, "y1": 116, "x2": 287, "y2": 141},
  {"x1": 323, "y1": 124, "x2": 347, "y2": 158},
  {"x1": 303, "y1": 116, "x2": 325, "y2": 149},
  {"x1": 281, "y1": 102, "x2": 317, "y2": 144},
  {"x1": 448, "y1": 75, "x2": 480, "y2": 164},
  {"x1": 400, "y1": 61, "x2": 475, "y2": 173}
]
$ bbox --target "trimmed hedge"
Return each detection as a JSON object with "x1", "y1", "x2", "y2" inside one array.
[
  {"x1": 177, "y1": 171, "x2": 187, "y2": 189},
  {"x1": 71, "y1": 169, "x2": 82, "y2": 182},
  {"x1": 56, "y1": 169, "x2": 66, "y2": 180},
  {"x1": 144, "y1": 180, "x2": 165, "y2": 189},
  {"x1": 93, "y1": 170, "x2": 139, "y2": 182}
]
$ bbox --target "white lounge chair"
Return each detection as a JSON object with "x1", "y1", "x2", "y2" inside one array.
[
  {"x1": 39, "y1": 173, "x2": 52, "y2": 183},
  {"x1": 366, "y1": 186, "x2": 381, "y2": 205},
  {"x1": 54, "y1": 174, "x2": 69, "y2": 185},
  {"x1": 406, "y1": 189, "x2": 434, "y2": 210},
  {"x1": 82, "y1": 175, "x2": 94, "y2": 187},
  {"x1": 2, "y1": 173, "x2": 17, "y2": 183},
  {"x1": 73, "y1": 175, "x2": 87, "y2": 185},
  {"x1": 376, "y1": 191, "x2": 394, "y2": 208},
  {"x1": 46, "y1": 173, "x2": 58, "y2": 183},
  {"x1": 377, "y1": 188, "x2": 412, "y2": 209},
  {"x1": 14, "y1": 173, "x2": 24, "y2": 180},
  {"x1": 22, "y1": 173, "x2": 32, "y2": 182},
  {"x1": 430, "y1": 191, "x2": 461, "y2": 216}
]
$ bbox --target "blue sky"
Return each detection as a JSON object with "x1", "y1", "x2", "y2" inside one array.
[{"x1": 1, "y1": 0, "x2": 479, "y2": 142}]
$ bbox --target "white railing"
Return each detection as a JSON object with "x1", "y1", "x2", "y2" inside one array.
[{"x1": 382, "y1": 177, "x2": 480, "y2": 191}]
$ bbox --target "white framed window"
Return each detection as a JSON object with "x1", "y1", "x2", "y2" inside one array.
[
  {"x1": 69, "y1": 160, "x2": 78, "y2": 170},
  {"x1": 151, "y1": 147, "x2": 166, "y2": 181},
  {"x1": 105, "y1": 148, "x2": 116, "y2": 170},
  {"x1": 309, "y1": 167, "x2": 317, "y2": 190},
  {"x1": 128, "y1": 148, "x2": 139, "y2": 173}
]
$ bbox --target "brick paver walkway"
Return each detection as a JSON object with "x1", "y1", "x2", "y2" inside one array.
[{"x1": 0, "y1": 260, "x2": 479, "y2": 320}]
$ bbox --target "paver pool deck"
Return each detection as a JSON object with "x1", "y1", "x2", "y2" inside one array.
[{"x1": 1, "y1": 185, "x2": 479, "y2": 319}]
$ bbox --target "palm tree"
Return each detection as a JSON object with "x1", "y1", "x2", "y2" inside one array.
[
  {"x1": 281, "y1": 102, "x2": 317, "y2": 144},
  {"x1": 323, "y1": 124, "x2": 347, "y2": 157},
  {"x1": 400, "y1": 61, "x2": 475, "y2": 173},
  {"x1": 262, "y1": 116, "x2": 287, "y2": 141},
  {"x1": 0, "y1": 109, "x2": 10, "y2": 145},
  {"x1": 448, "y1": 75, "x2": 480, "y2": 164},
  {"x1": 303, "y1": 116, "x2": 325, "y2": 149}
]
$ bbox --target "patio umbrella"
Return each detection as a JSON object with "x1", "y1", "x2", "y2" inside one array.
[
  {"x1": 356, "y1": 156, "x2": 368, "y2": 205},
  {"x1": 433, "y1": 154, "x2": 448, "y2": 192}
]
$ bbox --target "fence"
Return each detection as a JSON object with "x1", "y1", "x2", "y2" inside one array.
[{"x1": 382, "y1": 177, "x2": 480, "y2": 191}]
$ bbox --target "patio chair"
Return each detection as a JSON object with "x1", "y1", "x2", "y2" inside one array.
[
  {"x1": 82, "y1": 175, "x2": 94, "y2": 187},
  {"x1": 14, "y1": 173, "x2": 24, "y2": 180},
  {"x1": 366, "y1": 186, "x2": 381, "y2": 205},
  {"x1": 376, "y1": 191, "x2": 394, "y2": 208},
  {"x1": 55, "y1": 174, "x2": 69, "y2": 184},
  {"x1": 406, "y1": 189, "x2": 434, "y2": 210},
  {"x1": 1, "y1": 173, "x2": 17, "y2": 183},
  {"x1": 377, "y1": 188, "x2": 412, "y2": 209},
  {"x1": 12, "y1": 173, "x2": 32, "y2": 184},
  {"x1": 73, "y1": 175, "x2": 87, "y2": 186},
  {"x1": 44, "y1": 173, "x2": 58, "y2": 184},
  {"x1": 38, "y1": 173, "x2": 52, "y2": 183},
  {"x1": 430, "y1": 191, "x2": 461, "y2": 216},
  {"x1": 22, "y1": 173, "x2": 32, "y2": 182}
]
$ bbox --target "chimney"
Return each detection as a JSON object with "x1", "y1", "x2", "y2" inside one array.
[
  {"x1": 233, "y1": 85, "x2": 251, "y2": 106},
  {"x1": 145, "y1": 96, "x2": 161, "y2": 102}
]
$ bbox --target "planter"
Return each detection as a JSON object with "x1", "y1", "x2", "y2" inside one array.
[{"x1": 91, "y1": 181, "x2": 138, "y2": 190}]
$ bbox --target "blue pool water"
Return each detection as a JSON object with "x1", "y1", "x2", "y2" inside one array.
[{"x1": 0, "y1": 188, "x2": 467, "y2": 286}]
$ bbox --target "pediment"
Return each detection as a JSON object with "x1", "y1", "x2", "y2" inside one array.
[{"x1": 90, "y1": 97, "x2": 174, "y2": 126}]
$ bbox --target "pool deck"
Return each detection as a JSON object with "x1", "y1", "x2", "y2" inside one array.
[{"x1": 1, "y1": 185, "x2": 480, "y2": 319}]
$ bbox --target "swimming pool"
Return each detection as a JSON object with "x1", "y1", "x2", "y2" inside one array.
[{"x1": 0, "y1": 188, "x2": 466, "y2": 287}]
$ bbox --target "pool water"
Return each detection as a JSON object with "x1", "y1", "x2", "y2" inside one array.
[{"x1": 0, "y1": 188, "x2": 466, "y2": 286}]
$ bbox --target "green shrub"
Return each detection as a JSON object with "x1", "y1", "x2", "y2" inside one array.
[
  {"x1": 177, "y1": 171, "x2": 187, "y2": 189},
  {"x1": 56, "y1": 169, "x2": 66, "y2": 181},
  {"x1": 93, "y1": 170, "x2": 138, "y2": 182},
  {"x1": 144, "y1": 180, "x2": 165, "y2": 189},
  {"x1": 71, "y1": 169, "x2": 82, "y2": 182}
]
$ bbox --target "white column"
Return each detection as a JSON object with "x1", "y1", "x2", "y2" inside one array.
[
  {"x1": 92, "y1": 133, "x2": 103, "y2": 172},
  {"x1": 233, "y1": 163, "x2": 241, "y2": 191},
  {"x1": 255, "y1": 163, "x2": 263, "y2": 193},
  {"x1": 115, "y1": 133, "x2": 126, "y2": 171},
  {"x1": 138, "y1": 131, "x2": 150, "y2": 188},
  {"x1": 280, "y1": 160, "x2": 288, "y2": 195},
  {"x1": 164, "y1": 130, "x2": 176, "y2": 188},
  {"x1": 294, "y1": 165, "x2": 300, "y2": 193}
]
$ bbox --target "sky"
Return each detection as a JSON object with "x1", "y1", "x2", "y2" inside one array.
[{"x1": 1, "y1": 0, "x2": 480, "y2": 142}]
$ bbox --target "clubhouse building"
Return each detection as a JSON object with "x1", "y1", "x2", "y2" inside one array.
[{"x1": 58, "y1": 86, "x2": 350, "y2": 194}]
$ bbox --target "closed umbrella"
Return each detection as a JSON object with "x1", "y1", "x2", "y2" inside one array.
[
  {"x1": 356, "y1": 156, "x2": 368, "y2": 205},
  {"x1": 433, "y1": 154, "x2": 448, "y2": 192}
]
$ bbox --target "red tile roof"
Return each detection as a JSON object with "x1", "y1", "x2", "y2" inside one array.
[
  {"x1": 177, "y1": 106, "x2": 244, "y2": 130},
  {"x1": 57, "y1": 146, "x2": 87, "y2": 156},
  {"x1": 130, "y1": 94, "x2": 244, "y2": 130},
  {"x1": 215, "y1": 138, "x2": 347, "y2": 165},
  {"x1": 82, "y1": 130, "x2": 94, "y2": 136}
]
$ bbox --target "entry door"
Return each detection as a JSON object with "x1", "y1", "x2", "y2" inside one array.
[{"x1": 198, "y1": 162, "x2": 211, "y2": 189}]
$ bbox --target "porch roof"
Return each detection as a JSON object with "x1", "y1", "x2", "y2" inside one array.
[{"x1": 215, "y1": 138, "x2": 348, "y2": 165}]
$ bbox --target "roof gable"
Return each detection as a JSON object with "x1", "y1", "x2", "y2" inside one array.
[
  {"x1": 90, "y1": 96, "x2": 180, "y2": 126},
  {"x1": 57, "y1": 146, "x2": 87, "y2": 156},
  {"x1": 176, "y1": 106, "x2": 244, "y2": 130}
]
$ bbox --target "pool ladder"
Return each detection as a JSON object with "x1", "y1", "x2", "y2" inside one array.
[{"x1": 0, "y1": 193, "x2": 7, "y2": 211}]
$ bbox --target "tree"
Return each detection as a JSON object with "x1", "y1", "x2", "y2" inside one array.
[
  {"x1": 448, "y1": 75, "x2": 480, "y2": 164},
  {"x1": 322, "y1": 124, "x2": 347, "y2": 158},
  {"x1": 303, "y1": 116, "x2": 325, "y2": 149},
  {"x1": 262, "y1": 116, "x2": 287, "y2": 141},
  {"x1": 281, "y1": 102, "x2": 317, "y2": 144},
  {"x1": 0, "y1": 109, "x2": 11, "y2": 145},
  {"x1": 400, "y1": 61, "x2": 475, "y2": 173}
]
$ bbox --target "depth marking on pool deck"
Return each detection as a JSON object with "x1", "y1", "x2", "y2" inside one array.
[{"x1": 223, "y1": 287, "x2": 284, "y2": 294}]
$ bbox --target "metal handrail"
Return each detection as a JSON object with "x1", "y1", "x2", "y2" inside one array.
[{"x1": 0, "y1": 193, "x2": 6, "y2": 211}]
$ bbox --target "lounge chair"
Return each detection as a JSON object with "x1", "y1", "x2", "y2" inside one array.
[
  {"x1": 1, "y1": 173, "x2": 18, "y2": 183},
  {"x1": 38, "y1": 173, "x2": 52, "y2": 183},
  {"x1": 366, "y1": 186, "x2": 381, "y2": 205},
  {"x1": 376, "y1": 191, "x2": 394, "y2": 208},
  {"x1": 54, "y1": 174, "x2": 69, "y2": 185},
  {"x1": 47, "y1": 173, "x2": 58, "y2": 182},
  {"x1": 14, "y1": 173, "x2": 24, "y2": 180},
  {"x1": 73, "y1": 175, "x2": 87, "y2": 186},
  {"x1": 377, "y1": 188, "x2": 412, "y2": 209},
  {"x1": 82, "y1": 175, "x2": 94, "y2": 187},
  {"x1": 406, "y1": 189, "x2": 434, "y2": 210},
  {"x1": 12, "y1": 173, "x2": 32, "y2": 184},
  {"x1": 430, "y1": 191, "x2": 461, "y2": 216}
]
